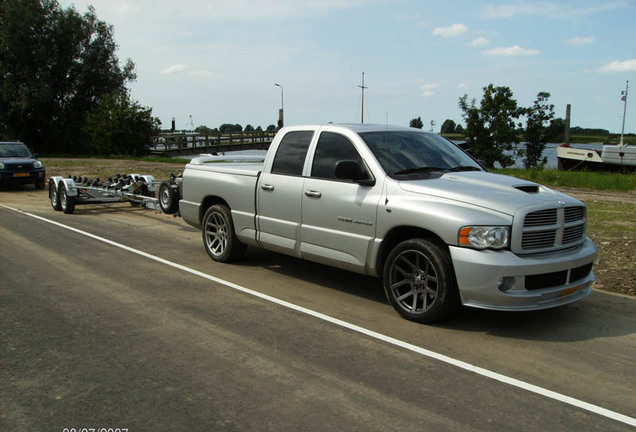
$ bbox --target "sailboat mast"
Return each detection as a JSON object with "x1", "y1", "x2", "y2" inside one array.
[{"x1": 620, "y1": 80, "x2": 629, "y2": 146}]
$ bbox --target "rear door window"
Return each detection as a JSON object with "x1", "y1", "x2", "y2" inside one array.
[{"x1": 271, "y1": 131, "x2": 314, "y2": 176}]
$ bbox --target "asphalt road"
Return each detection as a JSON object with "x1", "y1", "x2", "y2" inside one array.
[{"x1": 1, "y1": 187, "x2": 635, "y2": 431}]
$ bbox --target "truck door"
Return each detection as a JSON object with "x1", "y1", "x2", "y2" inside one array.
[
  {"x1": 256, "y1": 130, "x2": 314, "y2": 256},
  {"x1": 300, "y1": 131, "x2": 383, "y2": 273}
]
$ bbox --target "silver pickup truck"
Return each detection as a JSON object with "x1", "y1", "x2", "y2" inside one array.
[{"x1": 177, "y1": 124, "x2": 597, "y2": 322}]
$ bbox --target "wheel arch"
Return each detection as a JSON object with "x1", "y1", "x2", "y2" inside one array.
[
  {"x1": 199, "y1": 196, "x2": 231, "y2": 224},
  {"x1": 376, "y1": 226, "x2": 450, "y2": 276}
]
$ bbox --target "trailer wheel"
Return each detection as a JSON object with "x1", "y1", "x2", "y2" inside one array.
[
  {"x1": 59, "y1": 183, "x2": 76, "y2": 214},
  {"x1": 383, "y1": 238, "x2": 459, "y2": 323},
  {"x1": 158, "y1": 180, "x2": 179, "y2": 214},
  {"x1": 49, "y1": 181, "x2": 62, "y2": 211},
  {"x1": 202, "y1": 204, "x2": 246, "y2": 263}
]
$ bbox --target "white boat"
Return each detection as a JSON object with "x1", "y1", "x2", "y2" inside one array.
[{"x1": 557, "y1": 81, "x2": 634, "y2": 171}]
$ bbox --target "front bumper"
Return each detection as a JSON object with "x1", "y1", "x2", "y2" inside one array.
[
  {"x1": 0, "y1": 169, "x2": 46, "y2": 185},
  {"x1": 449, "y1": 237, "x2": 597, "y2": 311}
]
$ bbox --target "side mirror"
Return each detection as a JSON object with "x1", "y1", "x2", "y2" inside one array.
[
  {"x1": 32, "y1": 153, "x2": 40, "y2": 159},
  {"x1": 334, "y1": 160, "x2": 375, "y2": 186}
]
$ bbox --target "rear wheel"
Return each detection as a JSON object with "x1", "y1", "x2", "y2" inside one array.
[
  {"x1": 59, "y1": 183, "x2": 76, "y2": 214},
  {"x1": 202, "y1": 204, "x2": 246, "y2": 262},
  {"x1": 49, "y1": 181, "x2": 61, "y2": 211},
  {"x1": 383, "y1": 238, "x2": 459, "y2": 323}
]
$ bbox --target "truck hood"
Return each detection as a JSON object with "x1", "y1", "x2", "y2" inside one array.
[{"x1": 398, "y1": 171, "x2": 580, "y2": 216}]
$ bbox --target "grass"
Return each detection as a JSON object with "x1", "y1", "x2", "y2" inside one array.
[
  {"x1": 587, "y1": 200, "x2": 636, "y2": 237},
  {"x1": 493, "y1": 168, "x2": 635, "y2": 192}
]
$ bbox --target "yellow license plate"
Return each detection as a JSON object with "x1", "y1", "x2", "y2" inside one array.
[
  {"x1": 13, "y1": 172, "x2": 30, "y2": 177},
  {"x1": 559, "y1": 286, "x2": 579, "y2": 298}
]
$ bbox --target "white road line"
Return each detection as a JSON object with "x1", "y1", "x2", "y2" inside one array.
[{"x1": 3, "y1": 204, "x2": 635, "y2": 428}]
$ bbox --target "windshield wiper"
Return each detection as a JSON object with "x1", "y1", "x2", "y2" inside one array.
[
  {"x1": 393, "y1": 166, "x2": 446, "y2": 176},
  {"x1": 447, "y1": 166, "x2": 482, "y2": 172}
]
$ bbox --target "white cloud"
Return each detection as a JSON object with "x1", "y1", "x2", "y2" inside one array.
[
  {"x1": 420, "y1": 83, "x2": 441, "y2": 97},
  {"x1": 470, "y1": 37, "x2": 490, "y2": 47},
  {"x1": 599, "y1": 59, "x2": 636, "y2": 73},
  {"x1": 161, "y1": 64, "x2": 214, "y2": 77},
  {"x1": 482, "y1": 1, "x2": 627, "y2": 19},
  {"x1": 432, "y1": 23, "x2": 468, "y2": 38},
  {"x1": 162, "y1": 64, "x2": 190, "y2": 74},
  {"x1": 482, "y1": 45, "x2": 539, "y2": 56},
  {"x1": 566, "y1": 36, "x2": 596, "y2": 45}
]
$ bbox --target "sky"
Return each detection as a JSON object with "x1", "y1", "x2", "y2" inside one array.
[{"x1": 56, "y1": 0, "x2": 636, "y2": 133}]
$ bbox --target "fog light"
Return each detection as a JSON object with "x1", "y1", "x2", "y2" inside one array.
[{"x1": 498, "y1": 277, "x2": 516, "y2": 292}]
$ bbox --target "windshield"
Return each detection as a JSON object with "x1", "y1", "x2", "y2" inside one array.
[
  {"x1": 360, "y1": 131, "x2": 483, "y2": 180},
  {"x1": 0, "y1": 143, "x2": 32, "y2": 158}
]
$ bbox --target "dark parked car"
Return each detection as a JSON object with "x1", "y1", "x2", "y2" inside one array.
[{"x1": 0, "y1": 141, "x2": 46, "y2": 189}]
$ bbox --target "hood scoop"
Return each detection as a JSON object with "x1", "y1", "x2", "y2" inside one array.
[{"x1": 514, "y1": 185, "x2": 540, "y2": 194}]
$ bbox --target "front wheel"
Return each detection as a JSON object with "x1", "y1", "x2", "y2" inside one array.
[
  {"x1": 59, "y1": 183, "x2": 76, "y2": 214},
  {"x1": 383, "y1": 238, "x2": 459, "y2": 323},
  {"x1": 202, "y1": 204, "x2": 247, "y2": 262}
]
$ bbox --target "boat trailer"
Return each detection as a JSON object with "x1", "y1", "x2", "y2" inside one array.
[{"x1": 48, "y1": 173, "x2": 181, "y2": 215}]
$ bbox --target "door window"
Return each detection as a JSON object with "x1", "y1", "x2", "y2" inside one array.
[
  {"x1": 311, "y1": 132, "x2": 365, "y2": 180},
  {"x1": 271, "y1": 131, "x2": 314, "y2": 176}
]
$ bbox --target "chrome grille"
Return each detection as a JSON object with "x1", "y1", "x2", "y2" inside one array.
[
  {"x1": 565, "y1": 207, "x2": 585, "y2": 223},
  {"x1": 519, "y1": 206, "x2": 586, "y2": 253},
  {"x1": 522, "y1": 230, "x2": 556, "y2": 249},
  {"x1": 524, "y1": 209, "x2": 557, "y2": 226}
]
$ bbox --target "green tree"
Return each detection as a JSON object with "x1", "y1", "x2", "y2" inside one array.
[
  {"x1": 458, "y1": 84, "x2": 523, "y2": 168},
  {"x1": 454, "y1": 124, "x2": 464, "y2": 134},
  {"x1": 195, "y1": 125, "x2": 214, "y2": 135},
  {"x1": 545, "y1": 118, "x2": 565, "y2": 142},
  {"x1": 409, "y1": 116, "x2": 424, "y2": 129},
  {"x1": 0, "y1": 0, "x2": 136, "y2": 154},
  {"x1": 524, "y1": 92, "x2": 554, "y2": 168},
  {"x1": 82, "y1": 90, "x2": 159, "y2": 156},
  {"x1": 440, "y1": 119, "x2": 456, "y2": 134}
]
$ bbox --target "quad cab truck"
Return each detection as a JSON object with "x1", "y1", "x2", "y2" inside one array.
[{"x1": 51, "y1": 124, "x2": 598, "y2": 323}]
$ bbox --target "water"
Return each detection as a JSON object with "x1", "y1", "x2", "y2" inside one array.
[{"x1": 503, "y1": 142, "x2": 603, "y2": 169}]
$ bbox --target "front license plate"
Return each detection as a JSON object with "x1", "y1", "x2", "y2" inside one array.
[
  {"x1": 559, "y1": 286, "x2": 579, "y2": 298},
  {"x1": 13, "y1": 172, "x2": 30, "y2": 177}
]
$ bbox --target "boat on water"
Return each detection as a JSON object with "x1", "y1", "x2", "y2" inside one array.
[
  {"x1": 556, "y1": 143, "x2": 636, "y2": 170},
  {"x1": 557, "y1": 81, "x2": 634, "y2": 171}
]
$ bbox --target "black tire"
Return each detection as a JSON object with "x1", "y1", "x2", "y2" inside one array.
[
  {"x1": 34, "y1": 178, "x2": 45, "y2": 190},
  {"x1": 158, "y1": 180, "x2": 179, "y2": 214},
  {"x1": 59, "y1": 183, "x2": 76, "y2": 214},
  {"x1": 383, "y1": 238, "x2": 460, "y2": 323},
  {"x1": 202, "y1": 204, "x2": 247, "y2": 263},
  {"x1": 49, "y1": 180, "x2": 61, "y2": 211}
]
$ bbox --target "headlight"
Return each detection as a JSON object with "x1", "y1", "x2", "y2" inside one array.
[
  {"x1": 0, "y1": 162, "x2": 4, "y2": 169},
  {"x1": 459, "y1": 226, "x2": 509, "y2": 249},
  {"x1": 33, "y1": 161, "x2": 43, "y2": 168}
]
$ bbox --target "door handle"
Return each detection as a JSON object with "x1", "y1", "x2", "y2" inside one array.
[
  {"x1": 260, "y1": 184, "x2": 274, "y2": 191},
  {"x1": 304, "y1": 190, "x2": 322, "y2": 198}
]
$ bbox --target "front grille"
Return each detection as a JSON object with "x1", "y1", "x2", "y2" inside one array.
[
  {"x1": 5, "y1": 162, "x2": 34, "y2": 171},
  {"x1": 522, "y1": 230, "x2": 556, "y2": 249},
  {"x1": 518, "y1": 205, "x2": 587, "y2": 253},
  {"x1": 565, "y1": 207, "x2": 585, "y2": 223},
  {"x1": 570, "y1": 263, "x2": 593, "y2": 283},
  {"x1": 525, "y1": 263, "x2": 593, "y2": 290},
  {"x1": 524, "y1": 209, "x2": 557, "y2": 226}
]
